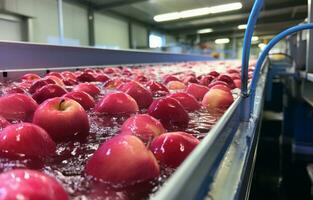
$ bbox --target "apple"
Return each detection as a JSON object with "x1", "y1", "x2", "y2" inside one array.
[
  {"x1": 183, "y1": 75, "x2": 198, "y2": 84},
  {"x1": 148, "y1": 97, "x2": 189, "y2": 130},
  {"x1": 199, "y1": 75, "x2": 215, "y2": 86},
  {"x1": 118, "y1": 81, "x2": 153, "y2": 109},
  {"x1": 48, "y1": 72, "x2": 63, "y2": 79},
  {"x1": 32, "y1": 84, "x2": 67, "y2": 104},
  {"x1": 103, "y1": 78, "x2": 125, "y2": 89},
  {"x1": 73, "y1": 83, "x2": 100, "y2": 97},
  {"x1": 29, "y1": 78, "x2": 56, "y2": 94},
  {"x1": 120, "y1": 114, "x2": 165, "y2": 143},
  {"x1": 149, "y1": 132, "x2": 199, "y2": 168},
  {"x1": 62, "y1": 77, "x2": 78, "y2": 86},
  {"x1": 168, "y1": 92, "x2": 200, "y2": 112},
  {"x1": 0, "y1": 93, "x2": 38, "y2": 122},
  {"x1": 185, "y1": 83, "x2": 209, "y2": 101},
  {"x1": 32, "y1": 97, "x2": 90, "y2": 142},
  {"x1": 103, "y1": 68, "x2": 115, "y2": 74},
  {"x1": 94, "y1": 92, "x2": 138, "y2": 114},
  {"x1": 208, "y1": 71, "x2": 220, "y2": 77},
  {"x1": 163, "y1": 75, "x2": 180, "y2": 84},
  {"x1": 21, "y1": 73, "x2": 41, "y2": 82},
  {"x1": 95, "y1": 74, "x2": 110, "y2": 82},
  {"x1": 85, "y1": 135, "x2": 159, "y2": 183},
  {"x1": 76, "y1": 71, "x2": 97, "y2": 82},
  {"x1": 216, "y1": 74, "x2": 235, "y2": 89},
  {"x1": 202, "y1": 87, "x2": 234, "y2": 111},
  {"x1": 210, "y1": 84, "x2": 232, "y2": 92},
  {"x1": 208, "y1": 80, "x2": 230, "y2": 89},
  {"x1": 145, "y1": 81, "x2": 169, "y2": 97},
  {"x1": 3, "y1": 86, "x2": 26, "y2": 94},
  {"x1": 234, "y1": 79, "x2": 241, "y2": 88},
  {"x1": 134, "y1": 75, "x2": 148, "y2": 83},
  {"x1": 0, "y1": 123, "x2": 56, "y2": 158},
  {"x1": 61, "y1": 71, "x2": 76, "y2": 80},
  {"x1": 0, "y1": 115, "x2": 10, "y2": 130},
  {"x1": 63, "y1": 91, "x2": 95, "y2": 110},
  {"x1": 0, "y1": 169, "x2": 69, "y2": 200},
  {"x1": 167, "y1": 81, "x2": 186, "y2": 90},
  {"x1": 45, "y1": 75, "x2": 65, "y2": 87}
]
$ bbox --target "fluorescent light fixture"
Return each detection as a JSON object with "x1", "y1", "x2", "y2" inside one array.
[
  {"x1": 252, "y1": 36, "x2": 259, "y2": 41},
  {"x1": 208, "y1": 2, "x2": 242, "y2": 14},
  {"x1": 180, "y1": 7, "x2": 210, "y2": 18},
  {"x1": 238, "y1": 24, "x2": 247, "y2": 30},
  {"x1": 258, "y1": 43, "x2": 266, "y2": 50},
  {"x1": 154, "y1": 2, "x2": 242, "y2": 22},
  {"x1": 153, "y1": 12, "x2": 180, "y2": 22},
  {"x1": 197, "y1": 28, "x2": 213, "y2": 34},
  {"x1": 215, "y1": 38, "x2": 230, "y2": 44}
]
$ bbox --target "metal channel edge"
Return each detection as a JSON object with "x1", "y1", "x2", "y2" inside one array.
[
  {"x1": 152, "y1": 96, "x2": 242, "y2": 200},
  {"x1": 0, "y1": 41, "x2": 213, "y2": 69}
]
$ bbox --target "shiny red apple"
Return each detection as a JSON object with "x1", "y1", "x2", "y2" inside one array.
[
  {"x1": 150, "y1": 132, "x2": 200, "y2": 168},
  {"x1": 0, "y1": 93, "x2": 38, "y2": 122},
  {"x1": 0, "y1": 123, "x2": 56, "y2": 158},
  {"x1": 32, "y1": 84, "x2": 67, "y2": 104},
  {"x1": 73, "y1": 83, "x2": 100, "y2": 97},
  {"x1": 85, "y1": 135, "x2": 160, "y2": 183},
  {"x1": 0, "y1": 169, "x2": 69, "y2": 200},
  {"x1": 168, "y1": 92, "x2": 200, "y2": 112},
  {"x1": 33, "y1": 97, "x2": 90, "y2": 141},
  {"x1": 148, "y1": 97, "x2": 189, "y2": 130},
  {"x1": 95, "y1": 92, "x2": 138, "y2": 114},
  {"x1": 145, "y1": 81, "x2": 169, "y2": 97},
  {"x1": 120, "y1": 114, "x2": 165, "y2": 143},
  {"x1": 185, "y1": 83, "x2": 209, "y2": 101},
  {"x1": 63, "y1": 91, "x2": 95, "y2": 110}
]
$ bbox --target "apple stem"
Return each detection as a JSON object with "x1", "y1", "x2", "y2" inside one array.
[{"x1": 59, "y1": 99, "x2": 66, "y2": 110}]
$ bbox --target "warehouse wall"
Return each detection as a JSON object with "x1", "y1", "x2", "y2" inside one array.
[
  {"x1": 0, "y1": 0, "x2": 173, "y2": 49},
  {"x1": 94, "y1": 13, "x2": 129, "y2": 49}
]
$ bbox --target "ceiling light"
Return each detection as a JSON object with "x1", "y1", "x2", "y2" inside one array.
[
  {"x1": 238, "y1": 24, "x2": 247, "y2": 30},
  {"x1": 153, "y1": 2, "x2": 243, "y2": 22},
  {"x1": 208, "y1": 2, "x2": 243, "y2": 14},
  {"x1": 252, "y1": 36, "x2": 259, "y2": 41},
  {"x1": 180, "y1": 7, "x2": 210, "y2": 18},
  {"x1": 197, "y1": 28, "x2": 213, "y2": 34},
  {"x1": 215, "y1": 38, "x2": 230, "y2": 44},
  {"x1": 258, "y1": 43, "x2": 266, "y2": 50},
  {"x1": 153, "y1": 12, "x2": 180, "y2": 22}
]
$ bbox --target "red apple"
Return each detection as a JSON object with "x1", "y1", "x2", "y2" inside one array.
[
  {"x1": 62, "y1": 77, "x2": 78, "y2": 86},
  {"x1": 202, "y1": 87, "x2": 234, "y2": 111},
  {"x1": 163, "y1": 75, "x2": 180, "y2": 84},
  {"x1": 95, "y1": 74, "x2": 110, "y2": 82},
  {"x1": 0, "y1": 94, "x2": 38, "y2": 122},
  {"x1": 48, "y1": 72, "x2": 63, "y2": 79},
  {"x1": 120, "y1": 114, "x2": 165, "y2": 143},
  {"x1": 45, "y1": 75, "x2": 65, "y2": 87},
  {"x1": 0, "y1": 169, "x2": 69, "y2": 200},
  {"x1": 63, "y1": 91, "x2": 95, "y2": 110},
  {"x1": 167, "y1": 81, "x2": 186, "y2": 90},
  {"x1": 95, "y1": 92, "x2": 138, "y2": 114},
  {"x1": 216, "y1": 74, "x2": 235, "y2": 89},
  {"x1": 61, "y1": 71, "x2": 76, "y2": 80},
  {"x1": 135, "y1": 75, "x2": 148, "y2": 83},
  {"x1": 29, "y1": 78, "x2": 56, "y2": 94},
  {"x1": 148, "y1": 97, "x2": 189, "y2": 130},
  {"x1": 85, "y1": 135, "x2": 159, "y2": 183},
  {"x1": 103, "y1": 68, "x2": 115, "y2": 74},
  {"x1": 168, "y1": 92, "x2": 200, "y2": 112},
  {"x1": 208, "y1": 71, "x2": 220, "y2": 77},
  {"x1": 150, "y1": 132, "x2": 199, "y2": 168},
  {"x1": 210, "y1": 84, "x2": 232, "y2": 92},
  {"x1": 32, "y1": 84, "x2": 67, "y2": 104},
  {"x1": 185, "y1": 83, "x2": 209, "y2": 101},
  {"x1": 21, "y1": 73, "x2": 41, "y2": 82},
  {"x1": 0, "y1": 115, "x2": 10, "y2": 130},
  {"x1": 73, "y1": 83, "x2": 100, "y2": 97},
  {"x1": 118, "y1": 81, "x2": 153, "y2": 109},
  {"x1": 76, "y1": 71, "x2": 97, "y2": 82},
  {"x1": 234, "y1": 79, "x2": 241, "y2": 88},
  {"x1": 103, "y1": 78, "x2": 125, "y2": 89},
  {"x1": 0, "y1": 123, "x2": 56, "y2": 158},
  {"x1": 208, "y1": 80, "x2": 230, "y2": 89},
  {"x1": 33, "y1": 97, "x2": 90, "y2": 141},
  {"x1": 145, "y1": 81, "x2": 169, "y2": 97},
  {"x1": 3, "y1": 86, "x2": 26, "y2": 94},
  {"x1": 199, "y1": 75, "x2": 215, "y2": 86}
]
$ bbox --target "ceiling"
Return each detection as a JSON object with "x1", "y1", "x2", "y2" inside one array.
[{"x1": 72, "y1": 0, "x2": 308, "y2": 39}]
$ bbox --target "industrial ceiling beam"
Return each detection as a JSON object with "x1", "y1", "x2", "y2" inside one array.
[{"x1": 95, "y1": 0, "x2": 148, "y2": 11}]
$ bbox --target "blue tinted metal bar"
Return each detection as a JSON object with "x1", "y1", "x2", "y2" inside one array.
[
  {"x1": 0, "y1": 41, "x2": 213, "y2": 69},
  {"x1": 241, "y1": 0, "x2": 263, "y2": 97}
]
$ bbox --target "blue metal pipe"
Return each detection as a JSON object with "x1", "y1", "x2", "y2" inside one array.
[
  {"x1": 250, "y1": 23, "x2": 313, "y2": 110},
  {"x1": 241, "y1": 0, "x2": 264, "y2": 97}
]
